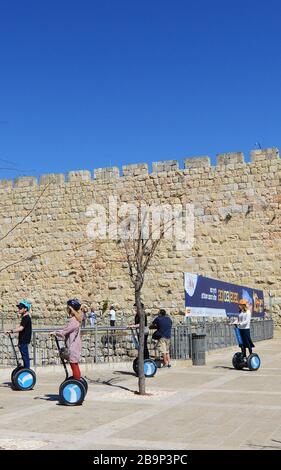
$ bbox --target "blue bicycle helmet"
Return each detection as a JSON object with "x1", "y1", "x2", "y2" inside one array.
[
  {"x1": 17, "y1": 300, "x2": 31, "y2": 311},
  {"x1": 67, "y1": 298, "x2": 81, "y2": 311}
]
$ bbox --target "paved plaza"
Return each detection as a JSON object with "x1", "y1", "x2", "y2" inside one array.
[{"x1": 1, "y1": 335, "x2": 281, "y2": 450}]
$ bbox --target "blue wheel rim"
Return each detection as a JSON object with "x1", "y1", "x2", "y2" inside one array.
[
  {"x1": 17, "y1": 371, "x2": 34, "y2": 389},
  {"x1": 62, "y1": 383, "x2": 82, "y2": 403},
  {"x1": 250, "y1": 356, "x2": 260, "y2": 369},
  {"x1": 144, "y1": 361, "x2": 156, "y2": 377}
]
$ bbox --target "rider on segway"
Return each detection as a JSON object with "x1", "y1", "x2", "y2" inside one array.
[
  {"x1": 128, "y1": 302, "x2": 157, "y2": 377},
  {"x1": 231, "y1": 298, "x2": 260, "y2": 371},
  {"x1": 50, "y1": 299, "x2": 88, "y2": 405},
  {"x1": 8, "y1": 300, "x2": 32, "y2": 369},
  {"x1": 129, "y1": 302, "x2": 150, "y2": 359},
  {"x1": 51, "y1": 299, "x2": 83, "y2": 380},
  {"x1": 5, "y1": 300, "x2": 36, "y2": 391},
  {"x1": 234, "y1": 298, "x2": 255, "y2": 358}
]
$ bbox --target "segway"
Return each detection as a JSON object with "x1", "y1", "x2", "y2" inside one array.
[
  {"x1": 232, "y1": 325, "x2": 261, "y2": 371},
  {"x1": 54, "y1": 336, "x2": 87, "y2": 406},
  {"x1": 8, "y1": 333, "x2": 36, "y2": 391},
  {"x1": 131, "y1": 328, "x2": 157, "y2": 378}
]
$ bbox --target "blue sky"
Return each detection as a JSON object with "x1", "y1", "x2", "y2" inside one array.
[{"x1": 0, "y1": 0, "x2": 280, "y2": 179}]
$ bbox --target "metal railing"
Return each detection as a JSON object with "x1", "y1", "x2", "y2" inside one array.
[
  {"x1": 0, "y1": 318, "x2": 274, "y2": 367},
  {"x1": 188, "y1": 317, "x2": 274, "y2": 351}
]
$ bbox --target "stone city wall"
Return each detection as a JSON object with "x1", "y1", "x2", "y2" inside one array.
[{"x1": 0, "y1": 147, "x2": 280, "y2": 327}]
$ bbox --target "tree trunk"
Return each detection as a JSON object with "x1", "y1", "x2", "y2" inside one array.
[{"x1": 135, "y1": 286, "x2": 145, "y2": 395}]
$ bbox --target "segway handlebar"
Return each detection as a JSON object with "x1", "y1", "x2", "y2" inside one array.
[
  {"x1": 130, "y1": 327, "x2": 139, "y2": 350},
  {"x1": 51, "y1": 334, "x2": 69, "y2": 380},
  {"x1": 6, "y1": 332, "x2": 21, "y2": 366},
  {"x1": 53, "y1": 335, "x2": 61, "y2": 351}
]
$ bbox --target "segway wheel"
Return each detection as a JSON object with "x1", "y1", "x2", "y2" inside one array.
[
  {"x1": 80, "y1": 377, "x2": 88, "y2": 394},
  {"x1": 65, "y1": 376, "x2": 88, "y2": 394},
  {"x1": 11, "y1": 365, "x2": 24, "y2": 384},
  {"x1": 143, "y1": 359, "x2": 157, "y2": 378},
  {"x1": 132, "y1": 357, "x2": 138, "y2": 375},
  {"x1": 232, "y1": 352, "x2": 245, "y2": 370},
  {"x1": 132, "y1": 358, "x2": 157, "y2": 377},
  {"x1": 59, "y1": 379, "x2": 86, "y2": 406},
  {"x1": 13, "y1": 368, "x2": 36, "y2": 391},
  {"x1": 247, "y1": 353, "x2": 261, "y2": 371}
]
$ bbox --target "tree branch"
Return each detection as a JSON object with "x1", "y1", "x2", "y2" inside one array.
[
  {"x1": 0, "y1": 182, "x2": 51, "y2": 244},
  {"x1": 0, "y1": 239, "x2": 94, "y2": 274}
]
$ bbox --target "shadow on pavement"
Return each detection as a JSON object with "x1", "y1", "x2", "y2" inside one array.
[
  {"x1": 213, "y1": 366, "x2": 248, "y2": 371},
  {"x1": 34, "y1": 394, "x2": 60, "y2": 402},
  {"x1": 0, "y1": 381, "x2": 12, "y2": 388},
  {"x1": 113, "y1": 370, "x2": 136, "y2": 377},
  {"x1": 85, "y1": 376, "x2": 136, "y2": 393},
  {"x1": 1, "y1": 381, "x2": 19, "y2": 390},
  {"x1": 247, "y1": 442, "x2": 281, "y2": 450}
]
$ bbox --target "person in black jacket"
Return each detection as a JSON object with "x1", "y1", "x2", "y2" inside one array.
[
  {"x1": 129, "y1": 303, "x2": 150, "y2": 359},
  {"x1": 8, "y1": 300, "x2": 32, "y2": 369}
]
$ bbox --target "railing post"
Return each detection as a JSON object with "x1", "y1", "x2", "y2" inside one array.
[
  {"x1": 33, "y1": 331, "x2": 37, "y2": 367},
  {"x1": 211, "y1": 322, "x2": 215, "y2": 350},
  {"x1": 107, "y1": 328, "x2": 110, "y2": 362},
  {"x1": 95, "y1": 324, "x2": 98, "y2": 363},
  {"x1": 189, "y1": 318, "x2": 193, "y2": 359}
]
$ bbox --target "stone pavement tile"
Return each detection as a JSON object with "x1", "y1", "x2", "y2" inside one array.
[
  {"x1": 220, "y1": 414, "x2": 253, "y2": 428},
  {"x1": 139, "y1": 370, "x2": 221, "y2": 389},
  {"x1": 87, "y1": 437, "x2": 189, "y2": 451},
  {"x1": 1, "y1": 338, "x2": 281, "y2": 450},
  {"x1": 110, "y1": 407, "x2": 236, "y2": 446},
  {"x1": 109, "y1": 407, "x2": 205, "y2": 443},
  {"x1": 219, "y1": 420, "x2": 281, "y2": 449},
  {"x1": 219, "y1": 430, "x2": 253, "y2": 449},
  {"x1": 193, "y1": 390, "x2": 281, "y2": 407},
  {"x1": 258, "y1": 368, "x2": 281, "y2": 376},
  {"x1": 0, "y1": 438, "x2": 49, "y2": 450},
  {"x1": 219, "y1": 375, "x2": 281, "y2": 392},
  {"x1": 190, "y1": 409, "x2": 241, "y2": 426},
  {"x1": 3, "y1": 401, "x2": 144, "y2": 435},
  {"x1": 256, "y1": 409, "x2": 281, "y2": 425},
  {"x1": 242, "y1": 431, "x2": 281, "y2": 450},
  {"x1": 265, "y1": 429, "x2": 281, "y2": 447},
  {"x1": 81, "y1": 443, "x2": 142, "y2": 450},
  {"x1": 186, "y1": 424, "x2": 235, "y2": 445}
]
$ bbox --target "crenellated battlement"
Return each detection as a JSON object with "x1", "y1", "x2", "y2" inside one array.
[{"x1": 0, "y1": 147, "x2": 279, "y2": 189}]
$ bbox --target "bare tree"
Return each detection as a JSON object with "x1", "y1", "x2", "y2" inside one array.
[{"x1": 116, "y1": 202, "x2": 177, "y2": 395}]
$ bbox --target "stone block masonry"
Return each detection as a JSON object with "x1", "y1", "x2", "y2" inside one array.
[{"x1": 0, "y1": 147, "x2": 280, "y2": 326}]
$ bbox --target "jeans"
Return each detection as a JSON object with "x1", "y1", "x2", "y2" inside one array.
[{"x1": 19, "y1": 343, "x2": 30, "y2": 369}]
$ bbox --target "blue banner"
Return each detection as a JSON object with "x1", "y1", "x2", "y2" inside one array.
[{"x1": 184, "y1": 273, "x2": 264, "y2": 318}]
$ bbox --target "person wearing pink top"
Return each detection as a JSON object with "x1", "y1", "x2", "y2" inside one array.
[{"x1": 51, "y1": 299, "x2": 82, "y2": 380}]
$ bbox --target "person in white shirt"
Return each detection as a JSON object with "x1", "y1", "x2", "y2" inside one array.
[
  {"x1": 235, "y1": 299, "x2": 255, "y2": 357},
  {"x1": 109, "y1": 306, "x2": 116, "y2": 327},
  {"x1": 89, "y1": 310, "x2": 95, "y2": 327}
]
